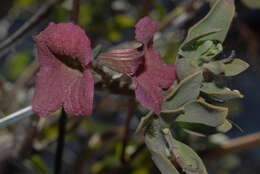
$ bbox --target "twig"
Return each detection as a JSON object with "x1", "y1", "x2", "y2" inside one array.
[
  {"x1": 0, "y1": 0, "x2": 61, "y2": 58},
  {"x1": 54, "y1": 108, "x2": 67, "y2": 174},
  {"x1": 120, "y1": 99, "x2": 135, "y2": 164},
  {"x1": 71, "y1": 0, "x2": 80, "y2": 24},
  {"x1": 203, "y1": 132, "x2": 260, "y2": 160},
  {"x1": 108, "y1": 143, "x2": 146, "y2": 174}
]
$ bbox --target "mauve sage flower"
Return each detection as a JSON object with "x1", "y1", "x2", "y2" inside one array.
[
  {"x1": 32, "y1": 22, "x2": 94, "y2": 117},
  {"x1": 133, "y1": 17, "x2": 176, "y2": 114},
  {"x1": 98, "y1": 17, "x2": 176, "y2": 114}
]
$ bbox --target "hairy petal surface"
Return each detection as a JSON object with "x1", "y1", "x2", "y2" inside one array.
[
  {"x1": 32, "y1": 22, "x2": 94, "y2": 117},
  {"x1": 133, "y1": 49, "x2": 176, "y2": 114},
  {"x1": 97, "y1": 47, "x2": 144, "y2": 75},
  {"x1": 135, "y1": 17, "x2": 160, "y2": 44},
  {"x1": 34, "y1": 22, "x2": 92, "y2": 66},
  {"x1": 64, "y1": 70, "x2": 94, "y2": 116}
]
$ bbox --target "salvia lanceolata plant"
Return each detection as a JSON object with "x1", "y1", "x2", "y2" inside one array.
[{"x1": 32, "y1": 0, "x2": 249, "y2": 173}]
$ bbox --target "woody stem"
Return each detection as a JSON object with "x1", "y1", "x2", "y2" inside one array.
[
  {"x1": 54, "y1": 108, "x2": 67, "y2": 174},
  {"x1": 71, "y1": 0, "x2": 80, "y2": 24}
]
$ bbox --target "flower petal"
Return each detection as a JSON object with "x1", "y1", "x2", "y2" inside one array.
[
  {"x1": 135, "y1": 17, "x2": 160, "y2": 45},
  {"x1": 97, "y1": 45, "x2": 144, "y2": 75},
  {"x1": 34, "y1": 22, "x2": 92, "y2": 66},
  {"x1": 133, "y1": 76, "x2": 162, "y2": 114},
  {"x1": 133, "y1": 49, "x2": 176, "y2": 113},
  {"x1": 144, "y1": 49, "x2": 176, "y2": 88},
  {"x1": 63, "y1": 70, "x2": 94, "y2": 116},
  {"x1": 32, "y1": 63, "x2": 78, "y2": 117}
]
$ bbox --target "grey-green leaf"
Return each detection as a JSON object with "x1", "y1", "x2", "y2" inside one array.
[
  {"x1": 176, "y1": 58, "x2": 200, "y2": 80},
  {"x1": 150, "y1": 151, "x2": 180, "y2": 174},
  {"x1": 241, "y1": 0, "x2": 260, "y2": 9},
  {"x1": 145, "y1": 119, "x2": 180, "y2": 174},
  {"x1": 163, "y1": 130, "x2": 208, "y2": 174},
  {"x1": 201, "y1": 82, "x2": 243, "y2": 101},
  {"x1": 176, "y1": 100, "x2": 228, "y2": 127},
  {"x1": 203, "y1": 61, "x2": 225, "y2": 75},
  {"x1": 182, "y1": 0, "x2": 235, "y2": 45},
  {"x1": 173, "y1": 140, "x2": 208, "y2": 174},
  {"x1": 163, "y1": 71, "x2": 203, "y2": 110},
  {"x1": 223, "y1": 58, "x2": 249, "y2": 76}
]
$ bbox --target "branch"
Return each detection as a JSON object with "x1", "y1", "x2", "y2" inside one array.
[
  {"x1": 203, "y1": 132, "x2": 260, "y2": 160},
  {"x1": 0, "y1": 0, "x2": 61, "y2": 58},
  {"x1": 120, "y1": 99, "x2": 135, "y2": 164},
  {"x1": 54, "y1": 108, "x2": 67, "y2": 174}
]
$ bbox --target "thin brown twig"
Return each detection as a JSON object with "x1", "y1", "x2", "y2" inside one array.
[
  {"x1": 203, "y1": 132, "x2": 260, "y2": 160},
  {"x1": 109, "y1": 143, "x2": 146, "y2": 174},
  {"x1": 120, "y1": 99, "x2": 135, "y2": 164},
  {"x1": 71, "y1": 0, "x2": 80, "y2": 24},
  {"x1": 0, "y1": 0, "x2": 61, "y2": 58}
]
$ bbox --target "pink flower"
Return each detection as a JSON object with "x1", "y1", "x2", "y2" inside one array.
[
  {"x1": 97, "y1": 17, "x2": 176, "y2": 114},
  {"x1": 133, "y1": 17, "x2": 176, "y2": 114},
  {"x1": 32, "y1": 22, "x2": 94, "y2": 117}
]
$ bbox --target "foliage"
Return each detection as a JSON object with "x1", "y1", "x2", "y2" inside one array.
[{"x1": 0, "y1": 0, "x2": 251, "y2": 174}]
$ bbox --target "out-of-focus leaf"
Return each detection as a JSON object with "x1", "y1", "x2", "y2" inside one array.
[
  {"x1": 241, "y1": 0, "x2": 260, "y2": 9},
  {"x1": 176, "y1": 58, "x2": 199, "y2": 80},
  {"x1": 15, "y1": 0, "x2": 37, "y2": 8},
  {"x1": 163, "y1": 42, "x2": 179, "y2": 64},
  {"x1": 29, "y1": 155, "x2": 49, "y2": 174},
  {"x1": 176, "y1": 100, "x2": 228, "y2": 127},
  {"x1": 7, "y1": 52, "x2": 30, "y2": 80},
  {"x1": 223, "y1": 58, "x2": 249, "y2": 76},
  {"x1": 115, "y1": 15, "x2": 135, "y2": 27},
  {"x1": 182, "y1": 0, "x2": 235, "y2": 45},
  {"x1": 163, "y1": 129, "x2": 208, "y2": 174},
  {"x1": 201, "y1": 82, "x2": 243, "y2": 101},
  {"x1": 79, "y1": 4, "x2": 93, "y2": 26},
  {"x1": 163, "y1": 71, "x2": 203, "y2": 110},
  {"x1": 145, "y1": 119, "x2": 179, "y2": 174}
]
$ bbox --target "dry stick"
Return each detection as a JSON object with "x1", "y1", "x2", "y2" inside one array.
[
  {"x1": 54, "y1": 109, "x2": 67, "y2": 174},
  {"x1": 54, "y1": 1, "x2": 80, "y2": 174},
  {"x1": 71, "y1": 0, "x2": 80, "y2": 24},
  {"x1": 0, "y1": 0, "x2": 61, "y2": 58},
  {"x1": 203, "y1": 132, "x2": 260, "y2": 160},
  {"x1": 120, "y1": 99, "x2": 135, "y2": 164}
]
